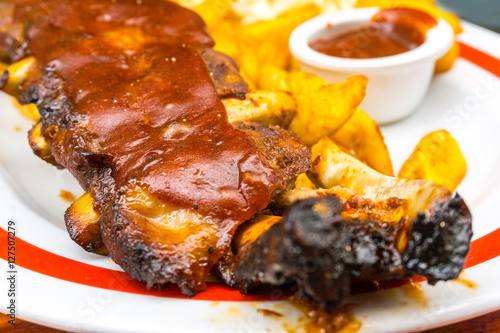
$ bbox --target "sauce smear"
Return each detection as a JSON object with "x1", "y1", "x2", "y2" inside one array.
[{"x1": 309, "y1": 8, "x2": 437, "y2": 59}]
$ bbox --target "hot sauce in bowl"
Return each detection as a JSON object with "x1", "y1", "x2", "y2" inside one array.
[
  {"x1": 309, "y1": 8, "x2": 438, "y2": 59},
  {"x1": 289, "y1": 7, "x2": 454, "y2": 124}
]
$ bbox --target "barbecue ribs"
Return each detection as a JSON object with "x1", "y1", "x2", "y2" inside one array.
[{"x1": 0, "y1": 0, "x2": 310, "y2": 295}]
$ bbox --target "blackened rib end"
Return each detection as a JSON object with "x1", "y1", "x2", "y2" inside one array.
[
  {"x1": 235, "y1": 195, "x2": 472, "y2": 313},
  {"x1": 235, "y1": 196, "x2": 405, "y2": 312},
  {"x1": 403, "y1": 194, "x2": 473, "y2": 284}
]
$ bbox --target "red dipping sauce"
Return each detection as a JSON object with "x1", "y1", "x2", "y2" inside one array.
[{"x1": 309, "y1": 8, "x2": 438, "y2": 59}]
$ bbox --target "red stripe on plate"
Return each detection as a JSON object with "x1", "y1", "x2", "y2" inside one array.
[
  {"x1": 459, "y1": 42, "x2": 500, "y2": 77},
  {"x1": 0, "y1": 228, "x2": 278, "y2": 302},
  {"x1": 1, "y1": 43, "x2": 499, "y2": 300},
  {"x1": 465, "y1": 228, "x2": 500, "y2": 269},
  {"x1": 1, "y1": 225, "x2": 500, "y2": 300}
]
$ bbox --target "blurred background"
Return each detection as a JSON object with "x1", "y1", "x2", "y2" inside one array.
[{"x1": 437, "y1": 0, "x2": 500, "y2": 32}]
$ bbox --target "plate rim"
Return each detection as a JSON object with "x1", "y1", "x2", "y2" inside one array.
[{"x1": 1, "y1": 19, "x2": 500, "y2": 333}]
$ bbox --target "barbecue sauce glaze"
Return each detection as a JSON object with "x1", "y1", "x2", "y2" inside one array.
[{"x1": 6, "y1": 0, "x2": 293, "y2": 294}]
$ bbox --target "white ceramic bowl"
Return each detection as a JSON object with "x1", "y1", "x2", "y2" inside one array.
[{"x1": 289, "y1": 7, "x2": 455, "y2": 124}]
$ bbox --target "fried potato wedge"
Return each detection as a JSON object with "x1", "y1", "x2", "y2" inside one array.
[
  {"x1": 210, "y1": 20, "x2": 241, "y2": 60},
  {"x1": 3, "y1": 56, "x2": 36, "y2": 98},
  {"x1": 65, "y1": 192, "x2": 107, "y2": 255},
  {"x1": 398, "y1": 130, "x2": 466, "y2": 193},
  {"x1": 210, "y1": 23, "x2": 291, "y2": 88},
  {"x1": 331, "y1": 108, "x2": 394, "y2": 176},
  {"x1": 2, "y1": 57, "x2": 39, "y2": 120},
  {"x1": 259, "y1": 68, "x2": 325, "y2": 94},
  {"x1": 288, "y1": 70, "x2": 329, "y2": 96},
  {"x1": 191, "y1": 0, "x2": 235, "y2": 29},
  {"x1": 289, "y1": 75, "x2": 368, "y2": 146},
  {"x1": 10, "y1": 96, "x2": 39, "y2": 121},
  {"x1": 240, "y1": 4, "x2": 321, "y2": 47},
  {"x1": 28, "y1": 122, "x2": 54, "y2": 162},
  {"x1": 435, "y1": 39, "x2": 460, "y2": 74},
  {"x1": 2, "y1": 57, "x2": 40, "y2": 121},
  {"x1": 310, "y1": 137, "x2": 451, "y2": 221},
  {"x1": 258, "y1": 65, "x2": 290, "y2": 91},
  {"x1": 294, "y1": 173, "x2": 317, "y2": 189},
  {"x1": 236, "y1": 42, "x2": 261, "y2": 86},
  {"x1": 224, "y1": 90, "x2": 297, "y2": 127}
]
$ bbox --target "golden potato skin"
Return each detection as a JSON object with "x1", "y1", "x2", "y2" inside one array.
[
  {"x1": 65, "y1": 192, "x2": 107, "y2": 255},
  {"x1": 331, "y1": 108, "x2": 394, "y2": 176},
  {"x1": 435, "y1": 39, "x2": 460, "y2": 74},
  {"x1": 398, "y1": 130, "x2": 467, "y2": 193},
  {"x1": 223, "y1": 90, "x2": 297, "y2": 128},
  {"x1": 289, "y1": 75, "x2": 368, "y2": 146},
  {"x1": 309, "y1": 137, "x2": 451, "y2": 221}
]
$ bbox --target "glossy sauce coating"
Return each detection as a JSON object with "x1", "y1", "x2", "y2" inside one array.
[
  {"x1": 11, "y1": 0, "x2": 280, "y2": 222},
  {"x1": 309, "y1": 8, "x2": 437, "y2": 59}
]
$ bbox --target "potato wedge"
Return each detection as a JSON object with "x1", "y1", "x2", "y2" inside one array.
[
  {"x1": 435, "y1": 39, "x2": 460, "y2": 74},
  {"x1": 331, "y1": 108, "x2": 394, "y2": 176},
  {"x1": 237, "y1": 42, "x2": 261, "y2": 85},
  {"x1": 309, "y1": 137, "x2": 450, "y2": 221},
  {"x1": 398, "y1": 130, "x2": 466, "y2": 193},
  {"x1": 10, "y1": 96, "x2": 39, "y2": 121},
  {"x1": 210, "y1": 20, "x2": 241, "y2": 60},
  {"x1": 256, "y1": 41, "x2": 290, "y2": 72},
  {"x1": 28, "y1": 122, "x2": 52, "y2": 159},
  {"x1": 240, "y1": 4, "x2": 321, "y2": 47},
  {"x1": 258, "y1": 65, "x2": 290, "y2": 91},
  {"x1": 289, "y1": 75, "x2": 368, "y2": 146},
  {"x1": 237, "y1": 41, "x2": 290, "y2": 87},
  {"x1": 3, "y1": 56, "x2": 36, "y2": 98},
  {"x1": 65, "y1": 192, "x2": 107, "y2": 255},
  {"x1": 192, "y1": 0, "x2": 235, "y2": 29},
  {"x1": 294, "y1": 173, "x2": 317, "y2": 189},
  {"x1": 223, "y1": 90, "x2": 297, "y2": 127},
  {"x1": 287, "y1": 70, "x2": 328, "y2": 96},
  {"x1": 211, "y1": 24, "x2": 291, "y2": 88}
]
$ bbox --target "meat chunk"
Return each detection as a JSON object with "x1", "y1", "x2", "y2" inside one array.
[
  {"x1": 202, "y1": 48, "x2": 248, "y2": 99},
  {"x1": 233, "y1": 194, "x2": 472, "y2": 312},
  {"x1": 236, "y1": 122, "x2": 311, "y2": 190}
]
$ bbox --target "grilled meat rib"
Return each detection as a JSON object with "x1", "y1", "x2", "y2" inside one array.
[
  {"x1": 0, "y1": 0, "x2": 309, "y2": 295},
  {"x1": 233, "y1": 195, "x2": 472, "y2": 312}
]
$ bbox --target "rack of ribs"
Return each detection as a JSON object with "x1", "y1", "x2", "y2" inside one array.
[{"x1": 0, "y1": 0, "x2": 309, "y2": 296}]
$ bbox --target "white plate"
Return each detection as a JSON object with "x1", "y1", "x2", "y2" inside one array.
[{"x1": 0, "y1": 22, "x2": 500, "y2": 333}]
